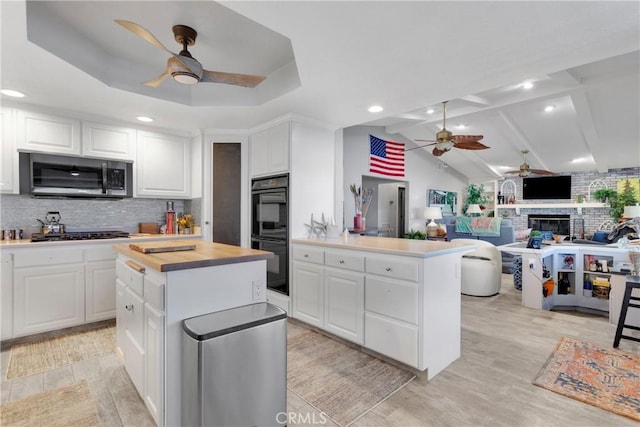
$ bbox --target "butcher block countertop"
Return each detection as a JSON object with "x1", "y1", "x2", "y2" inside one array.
[
  {"x1": 293, "y1": 235, "x2": 476, "y2": 258},
  {"x1": 112, "y1": 240, "x2": 274, "y2": 272}
]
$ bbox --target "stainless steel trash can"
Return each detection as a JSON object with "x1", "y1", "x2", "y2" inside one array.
[{"x1": 182, "y1": 303, "x2": 287, "y2": 427}]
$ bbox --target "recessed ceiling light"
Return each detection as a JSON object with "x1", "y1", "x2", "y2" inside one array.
[
  {"x1": 456, "y1": 124, "x2": 466, "y2": 129},
  {"x1": 522, "y1": 82, "x2": 534, "y2": 90},
  {"x1": 426, "y1": 108, "x2": 435, "y2": 114},
  {"x1": 571, "y1": 156, "x2": 591, "y2": 163},
  {"x1": 544, "y1": 105, "x2": 555, "y2": 113},
  {"x1": 136, "y1": 116, "x2": 154, "y2": 123},
  {"x1": 1, "y1": 89, "x2": 25, "y2": 98},
  {"x1": 368, "y1": 105, "x2": 383, "y2": 113}
]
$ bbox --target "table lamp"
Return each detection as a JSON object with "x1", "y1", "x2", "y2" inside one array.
[
  {"x1": 466, "y1": 204, "x2": 482, "y2": 216},
  {"x1": 424, "y1": 207, "x2": 442, "y2": 237},
  {"x1": 623, "y1": 204, "x2": 640, "y2": 219}
]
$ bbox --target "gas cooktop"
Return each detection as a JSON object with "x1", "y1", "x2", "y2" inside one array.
[{"x1": 31, "y1": 231, "x2": 130, "y2": 242}]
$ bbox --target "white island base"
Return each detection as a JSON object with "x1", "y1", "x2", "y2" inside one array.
[
  {"x1": 113, "y1": 241, "x2": 273, "y2": 427},
  {"x1": 292, "y1": 236, "x2": 475, "y2": 379}
]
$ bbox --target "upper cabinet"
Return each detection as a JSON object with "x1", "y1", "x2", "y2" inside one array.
[
  {"x1": 16, "y1": 110, "x2": 81, "y2": 155},
  {"x1": 82, "y1": 121, "x2": 136, "y2": 161},
  {"x1": 250, "y1": 121, "x2": 290, "y2": 177},
  {"x1": 1, "y1": 108, "x2": 19, "y2": 194},
  {"x1": 136, "y1": 131, "x2": 191, "y2": 198}
]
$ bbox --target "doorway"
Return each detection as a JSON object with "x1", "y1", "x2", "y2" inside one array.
[
  {"x1": 361, "y1": 176, "x2": 408, "y2": 237},
  {"x1": 211, "y1": 143, "x2": 241, "y2": 245}
]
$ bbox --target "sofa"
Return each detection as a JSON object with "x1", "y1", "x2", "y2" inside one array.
[{"x1": 441, "y1": 216, "x2": 517, "y2": 273}]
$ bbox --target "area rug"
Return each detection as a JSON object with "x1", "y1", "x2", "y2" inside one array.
[
  {"x1": 0, "y1": 380, "x2": 100, "y2": 426},
  {"x1": 6, "y1": 324, "x2": 116, "y2": 380},
  {"x1": 287, "y1": 329, "x2": 415, "y2": 426},
  {"x1": 533, "y1": 336, "x2": 640, "y2": 422}
]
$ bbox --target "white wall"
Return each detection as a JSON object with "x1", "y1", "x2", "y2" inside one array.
[
  {"x1": 290, "y1": 120, "x2": 336, "y2": 238},
  {"x1": 343, "y1": 126, "x2": 468, "y2": 233}
]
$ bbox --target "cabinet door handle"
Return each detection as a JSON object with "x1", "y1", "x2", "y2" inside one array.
[
  {"x1": 303, "y1": 254, "x2": 309, "y2": 258},
  {"x1": 339, "y1": 260, "x2": 345, "y2": 264},
  {"x1": 125, "y1": 260, "x2": 145, "y2": 273},
  {"x1": 125, "y1": 304, "x2": 134, "y2": 311},
  {"x1": 385, "y1": 267, "x2": 392, "y2": 272}
]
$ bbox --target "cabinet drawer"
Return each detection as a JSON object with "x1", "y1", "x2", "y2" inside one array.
[
  {"x1": 85, "y1": 246, "x2": 117, "y2": 261},
  {"x1": 325, "y1": 251, "x2": 364, "y2": 272},
  {"x1": 14, "y1": 249, "x2": 83, "y2": 268},
  {"x1": 293, "y1": 246, "x2": 324, "y2": 265},
  {"x1": 144, "y1": 275, "x2": 165, "y2": 311},
  {"x1": 366, "y1": 256, "x2": 419, "y2": 282},
  {"x1": 365, "y1": 312, "x2": 418, "y2": 368},
  {"x1": 116, "y1": 259, "x2": 144, "y2": 296},
  {"x1": 366, "y1": 276, "x2": 418, "y2": 324}
]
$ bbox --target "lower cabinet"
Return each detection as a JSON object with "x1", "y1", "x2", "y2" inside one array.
[
  {"x1": 13, "y1": 263, "x2": 85, "y2": 337},
  {"x1": 86, "y1": 259, "x2": 117, "y2": 322},
  {"x1": 115, "y1": 258, "x2": 165, "y2": 426},
  {"x1": 324, "y1": 268, "x2": 364, "y2": 344},
  {"x1": 292, "y1": 245, "x2": 365, "y2": 344}
]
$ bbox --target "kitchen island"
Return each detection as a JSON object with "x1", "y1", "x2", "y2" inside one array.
[
  {"x1": 291, "y1": 236, "x2": 475, "y2": 379},
  {"x1": 112, "y1": 240, "x2": 273, "y2": 427}
]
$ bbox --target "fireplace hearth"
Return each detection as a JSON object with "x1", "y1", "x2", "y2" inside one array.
[{"x1": 528, "y1": 214, "x2": 570, "y2": 235}]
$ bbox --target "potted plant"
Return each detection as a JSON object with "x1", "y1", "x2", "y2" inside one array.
[
  {"x1": 610, "y1": 180, "x2": 638, "y2": 221},
  {"x1": 593, "y1": 188, "x2": 617, "y2": 203},
  {"x1": 463, "y1": 184, "x2": 489, "y2": 214},
  {"x1": 528, "y1": 230, "x2": 543, "y2": 249},
  {"x1": 403, "y1": 229, "x2": 426, "y2": 240},
  {"x1": 177, "y1": 214, "x2": 194, "y2": 234}
]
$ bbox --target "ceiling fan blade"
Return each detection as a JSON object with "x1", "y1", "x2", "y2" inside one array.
[
  {"x1": 451, "y1": 135, "x2": 484, "y2": 143},
  {"x1": 405, "y1": 140, "x2": 437, "y2": 152},
  {"x1": 201, "y1": 69, "x2": 266, "y2": 88},
  {"x1": 115, "y1": 20, "x2": 176, "y2": 55},
  {"x1": 504, "y1": 170, "x2": 522, "y2": 175},
  {"x1": 144, "y1": 72, "x2": 170, "y2": 87},
  {"x1": 529, "y1": 169, "x2": 555, "y2": 176},
  {"x1": 453, "y1": 140, "x2": 490, "y2": 150}
]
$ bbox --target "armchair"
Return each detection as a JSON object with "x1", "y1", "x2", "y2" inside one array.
[{"x1": 451, "y1": 238, "x2": 501, "y2": 297}]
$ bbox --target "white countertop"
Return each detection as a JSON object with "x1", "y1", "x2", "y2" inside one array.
[
  {"x1": 0, "y1": 233, "x2": 202, "y2": 249},
  {"x1": 293, "y1": 235, "x2": 476, "y2": 258}
]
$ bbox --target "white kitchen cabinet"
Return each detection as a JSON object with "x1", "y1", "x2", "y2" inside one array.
[
  {"x1": 292, "y1": 261, "x2": 324, "y2": 328},
  {"x1": 249, "y1": 121, "x2": 290, "y2": 176},
  {"x1": 16, "y1": 110, "x2": 81, "y2": 155},
  {"x1": 82, "y1": 121, "x2": 136, "y2": 161},
  {"x1": 136, "y1": 130, "x2": 191, "y2": 198},
  {"x1": 1, "y1": 253, "x2": 13, "y2": 340},
  {"x1": 85, "y1": 247, "x2": 117, "y2": 322},
  {"x1": 1, "y1": 107, "x2": 19, "y2": 194},
  {"x1": 144, "y1": 302, "x2": 165, "y2": 426},
  {"x1": 86, "y1": 259, "x2": 117, "y2": 322},
  {"x1": 122, "y1": 284, "x2": 145, "y2": 396},
  {"x1": 610, "y1": 274, "x2": 640, "y2": 328},
  {"x1": 324, "y1": 267, "x2": 364, "y2": 344},
  {"x1": 13, "y1": 263, "x2": 85, "y2": 337}
]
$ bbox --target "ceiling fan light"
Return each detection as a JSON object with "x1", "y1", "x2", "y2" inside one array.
[{"x1": 171, "y1": 71, "x2": 199, "y2": 85}]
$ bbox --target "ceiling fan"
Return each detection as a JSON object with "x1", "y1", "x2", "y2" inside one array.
[
  {"x1": 115, "y1": 20, "x2": 266, "y2": 88},
  {"x1": 407, "y1": 101, "x2": 489, "y2": 156},
  {"x1": 504, "y1": 150, "x2": 555, "y2": 177}
]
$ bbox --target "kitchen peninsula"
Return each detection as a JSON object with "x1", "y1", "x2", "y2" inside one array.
[
  {"x1": 291, "y1": 235, "x2": 475, "y2": 379},
  {"x1": 111, "y1": 240, "x2": 273, "y2": 427}
]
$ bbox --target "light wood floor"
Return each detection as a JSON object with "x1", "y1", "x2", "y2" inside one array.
[{"x1": 1, "y1": 275, "x2": 638, "y2": 426}]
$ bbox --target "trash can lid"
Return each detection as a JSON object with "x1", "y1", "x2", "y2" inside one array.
[{"x1": 182, "y1": 302, "x2": 287, "y2": 341}]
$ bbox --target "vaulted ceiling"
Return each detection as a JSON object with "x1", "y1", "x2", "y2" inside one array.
[{"x1": 2, "y1": 1, "x2": 638, "y2": 182}]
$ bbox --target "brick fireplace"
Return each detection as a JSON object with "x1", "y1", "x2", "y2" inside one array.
[{"x1": 528, "y1": 214, "x2": 571, "y2": 235}]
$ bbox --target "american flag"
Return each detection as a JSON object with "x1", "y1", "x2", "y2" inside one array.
[{"x1": 369, "y1": 135, "x2": 405, "y2": 177}]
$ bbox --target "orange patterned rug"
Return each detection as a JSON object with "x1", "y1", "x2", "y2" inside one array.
[{"x1": 533, "y1": 336, "x2": 640, "y2": 422}]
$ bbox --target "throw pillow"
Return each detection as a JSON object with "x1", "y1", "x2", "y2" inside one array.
[{"x1": 514, "y1": 228, "x2": 532, "y2": 240}]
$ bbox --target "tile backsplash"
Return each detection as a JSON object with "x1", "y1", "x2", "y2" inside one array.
[{"x1": 0, "y1": 195, "x2": 199, "y2": 236}]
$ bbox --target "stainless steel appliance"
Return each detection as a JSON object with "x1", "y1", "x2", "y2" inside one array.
[
  {"x1": 251, "y1": 174, "x2": 289, "y2": 295},
  {"x1": 19, "y1": 152, "x2": 133, "y2": 198},
  {"x1": 30, "y1": 230, "x2": 129, "y2": 242},
  {"x1": 182, "y1": 303, "x2": 287, "y2": 427}
]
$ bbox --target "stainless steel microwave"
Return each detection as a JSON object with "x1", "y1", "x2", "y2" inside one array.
[{"x1": 19, "y1": 152, "x2": 133, "y2": 198}]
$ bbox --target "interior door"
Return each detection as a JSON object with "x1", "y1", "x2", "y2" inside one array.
[{"x1": 212, "y1": 143, "x2": 241, "y2": 245}]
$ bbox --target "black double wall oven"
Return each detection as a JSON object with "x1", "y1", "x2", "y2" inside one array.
[{"x1": 251, "y1": 174, "x2": 289, "y2": 296}]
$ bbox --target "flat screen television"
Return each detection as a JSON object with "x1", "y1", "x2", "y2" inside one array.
[{"x1": 522, "y1": 175, "x2": 572, "y2": 200}]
